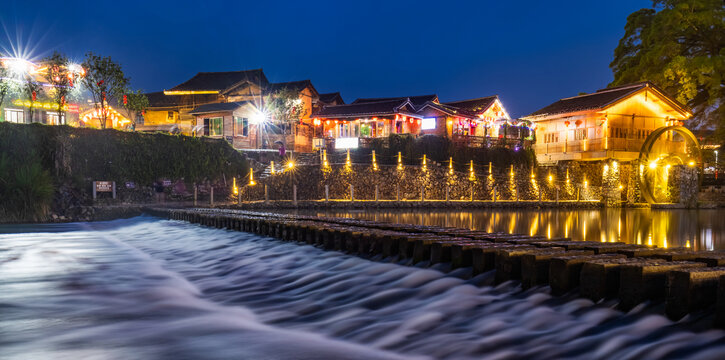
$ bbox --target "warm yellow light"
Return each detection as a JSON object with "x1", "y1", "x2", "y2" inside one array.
[
  {"x1": 422, "y1": 154, "x2": 427, "y2": 171},
  {"x1": 509, "y1": 164, "x2": 514, "y2": 177},
  {"x1": 249, "y1": 168, "x2": 256, "y2": 186},
  {"x1": 287, "y1": 161, "x2": 295, "y2": 169},
  {"x1": 345, "y1": 149, "x2": 352, "y2": 169},
  {"x1": 449, "y1": 157, "x2": 454, "y2": 175},
  {"x1": 603, "y1": 164, "x2": 609, "y2": 174},
  {"x1": 469, "y1": 160, "x2": 476, "y2": 181},
  {"x1": 397, "y1": 152, "x2": 403, "y2": 170},
  {"x1": 685, "y1": 240, "x2": 691, "y2": 248},
  {"x1": 233, "y1": 178, "x2": 238, "y2": 195},
  {"x1": 322, "y1": 149, "x2": 329, "y2": 169},
  {"x1": 618, "y1": 184, "x2": 623, "y2": 190},
  {"x1": 372, "y1": 150, "x2": 378, "y2": 171},
  {"x1": 163, "y1": 90, "x2": 219, "y2": 95},
  {"x1": 688, "y1": 160, "x2": 695, "y2": 167},
  {"x1": 665, "y1": 164, "x2": 671, "y2": 170},
  {"x1": 548, "y1": 174, "x2": 553, "y2": 183},
  {"x1": 270, "y1": 161, "x2": 276, "y2": 175},
  {"x1": 584, "y1": 179, "x2": 588, "y2": 188}
]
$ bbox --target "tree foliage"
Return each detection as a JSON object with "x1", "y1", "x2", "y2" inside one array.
[
  {"x1": 44, "y1": 51, "x2": 72, "y2": 123},
  {"x1": 123, "y1": 90, "x2": 149, "y2": 128},
  {"x1": 81, "y1": 52, "x2": 128, "y2": 129},
  {"x1": 264, "y1": 88, "x2": 307, "y2": 122},
  {"x1": 610, "y1": 0, "x2": 724, "y2": 132}
]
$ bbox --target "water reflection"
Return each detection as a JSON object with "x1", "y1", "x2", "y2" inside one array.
[{"x1": 305, "y1": 209, "x2": 725, "y2": 251}]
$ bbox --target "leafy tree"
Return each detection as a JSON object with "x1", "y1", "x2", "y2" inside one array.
[
  {"x1": 23, "y1": 74, "x2": 42, "y2": 124},
  {"x1": 44, "y1": 51, "x2": 73, "y2": 124},
  {"x1": 81, "y1": 52, "x2": 128, "y2": 129},
  {"x1": 610, "y1": 0, "x2": 724, "y2": 134},
  {"x1": 123, "y1": 90, "x2": 149, "y2": 129}
]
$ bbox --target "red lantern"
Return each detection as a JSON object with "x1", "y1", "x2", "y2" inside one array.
[
  {"x1": 123, "y1": 95, "x2": 128, "y2": 105},
  {"x1": 564, "y1": 120, "x2": 570, "y2": 127},
  {"x1": 141, "y1": 110, "x2": 145, "y2": 116},
  {"x1": 31, "y1": 91, "x2": 36, "y2": 101}
]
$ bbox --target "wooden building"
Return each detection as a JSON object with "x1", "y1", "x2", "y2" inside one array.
[
  {"x1": 188, "y1": 101, "x2": 260, "y2": 149},
  {"x1": 522, "y1": 82, "x2": 692, "y2": 164},
  {"x1": 144, "y1": 69, "x2": 322, "y2": 151}
]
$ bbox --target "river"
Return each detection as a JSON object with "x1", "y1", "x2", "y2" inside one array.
[
  {"x1": 285, "y1": 208, "x2": 725, "y2": 251},
  {"x1": 1, "y1": 216, "x2": 724, "y2": 359}
]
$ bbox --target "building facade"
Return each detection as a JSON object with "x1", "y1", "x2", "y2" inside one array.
[{"x1": 522, "y1": 82, "x2": 692, "y2": 165}]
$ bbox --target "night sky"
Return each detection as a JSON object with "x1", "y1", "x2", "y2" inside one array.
[{"x1": 2, "y1": 0, "x2": 651, "y2": 117}]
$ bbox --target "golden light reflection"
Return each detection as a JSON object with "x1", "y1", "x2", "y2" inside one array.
[
  {"x1": 449, "y1": 157, "x2": 454, "y2": 175},
  {"x1": 249, "y1": 168, "x2": 256, "y2": 186},
  {"x1": 397, "y1": 152, "x2": 403, "y2": 171},
  {"x1": 270, "y1": 161, "x2": 276, "y2": 175},
  {"x1": 372, "y1": 150, "x2": 378, "y2": 171}
]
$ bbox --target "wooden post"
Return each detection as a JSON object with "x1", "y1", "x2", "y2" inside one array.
[
  {"x1": 293, "y1": 184, "x2": 297, "y2": 205},
  {"x1": 470, "y1": 186, "x2": 474, "y2": 202},
  {"x1": 112, "y1": 181, "x2": 116, "y2": 199},
  {"x1": 350, "y1": 184, "x2": 354, "y2": 202},
  {"x1": 577, "y1": 188, "x2": 581, "y2": 202},
  {"x1": 515, "y1": 186, "x2": 519, "y2": 202},
  {"x1": 493, "y1": 187, "x2": 496, "y2": 202},
  {"x1": 264, "y1": 184, "x2": 269, "y2": 203},
  {"x1": 325, "y1": 185, "x2": 329, "y2": 202},
  {"x1": 375, "y1": 185, "x2": 379, "y2": 202},
  {"x1": 210, "y1": 187, "x2": 214, "y2": 207},
  {"x1": 421, "y1": 185, "x2": 425, "y2": 202},
  {"x1": 538, "y1": 187, "x2": 542, "y2": 203},
  {"x1": 397, "y1": 184, "x2": 401, "y2": 201},
  {"x1": 445, "y1": 185, "x2": 449, "y2": 202},
  {"x1": 193, "y1": 184, "x2": 197, "y2": 206},
  {"x1": 92, "y1": 181, "x2": 97, "y2": 200}
]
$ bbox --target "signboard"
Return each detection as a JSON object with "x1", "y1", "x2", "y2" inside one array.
[
  {"x1": 335, "y1": 137, "x2": 359, "y2": 149},
  {"x1": 93, "y1": 181, "x2": 116, "y2": 200},
  {"x1": 125, "y1": 181, "x2": 136, "y2": 189},
  {"x1": 96, "y1": 181, "x2": 113, "y2": 192},
  {"x1": 422, "y1": 118, "x2": 436, "y2": 130}
]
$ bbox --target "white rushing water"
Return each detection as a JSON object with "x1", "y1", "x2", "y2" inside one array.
[{"x1": 1, "y1": 216, "x2": 724, "y2": 360}]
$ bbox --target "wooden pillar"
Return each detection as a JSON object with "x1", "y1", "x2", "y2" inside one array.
[
  {"x1": 396, "y1": 184, "x2": 401, "y2": 201},
  {"x1": 264, "y1": 184, "x2": 269, "y2": 203},
  {"x1": 325, "y1": 185, "x2": 329, "y2": 202},
  {"x1": 210, "y1": 187, "x2": 214, "y2": 207},
  {"x1": 445, "y1": 185, "x2": 449, "y2": 202},
  {"x1": 421, "y1": 185, "x2": 425, "y2": 202},
  {"x1": 375, "y1": 185, "x2": 379, "y2": 202},
  {"x1": 293, "y1": 184, "x2": 297, "y2": 205},
  {"x1": 350, "y1": 184, "x2": 354, "y2": 202},
  {"x1": 193, "y1": 184, "x2": 197, "y2": 206}
]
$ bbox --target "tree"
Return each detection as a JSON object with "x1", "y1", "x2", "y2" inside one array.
[
  {"x1": 81, "y1": 52, "x2": 128, "y2": 129},
  {"x1": 610, "y1": 0, "x2": 724, "y2": 134},
  {"x1": 44, "y1": 51, "x2": 73, "y2": 125},
  {"x1": 0, "y1": 60, "x2": 9, "y2": 121},
  {"x1": 123, "y1": 90, "x2": 149, "y2": 129},
  {"x1": 263, "y1": 88, "x2": 307, "y2": 138},
  {"x1": 23, "y1": 74, "x2": 42, "y2": 124}
]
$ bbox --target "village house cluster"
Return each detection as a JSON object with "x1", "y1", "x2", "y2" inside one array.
[{"x1": 1, "y1": 61, "x2": 694, "y2": 166}]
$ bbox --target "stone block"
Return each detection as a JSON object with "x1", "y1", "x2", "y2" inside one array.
[
  {"x1": 619, "y1": 261, "x2": 706, "y2": 311},
  {"x1": 521, "y1": 249, "x2": 593, "y2": 289},
  {"x1": 666, "y1": 267, "x2": 725, "y2": 321},
  {"x1": 579, "y1": 258, "x2": 664, "y2": 302},
  {"x1": 550, "y1": 254, "x2": 626, "y2": 295}
]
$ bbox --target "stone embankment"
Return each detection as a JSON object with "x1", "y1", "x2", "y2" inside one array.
[{"x1": 151, "y1": 207, "x2": 725, "y2": 328}]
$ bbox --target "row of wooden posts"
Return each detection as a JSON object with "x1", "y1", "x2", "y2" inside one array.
[
  {"x1": 157, "y1": 208, "x2": 725, "y2": 327},
  {"x1": 225, "y1": 183, "x2": 582, "y2": 205}
]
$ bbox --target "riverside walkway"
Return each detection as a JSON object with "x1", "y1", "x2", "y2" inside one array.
[{"x1": 150, "y1": 207, "x2": 725, "y2": 328}]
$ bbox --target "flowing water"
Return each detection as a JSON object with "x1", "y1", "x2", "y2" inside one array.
[
  {"x1": 1, "y1": 216, "x2": 725, "y2": 360},
  {"x1": 291, "y1": 208, "x2": 725, "y2": 251}
]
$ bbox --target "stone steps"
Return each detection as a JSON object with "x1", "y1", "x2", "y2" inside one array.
[{"x1": 151, "y1": 207, "x2": 725, "y2": 328}]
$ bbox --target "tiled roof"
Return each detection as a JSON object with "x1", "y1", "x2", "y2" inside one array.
[
  {"x1": 168, "y1": 69, "x2": 268, "y2": 92},
  {"x1": 525, "y1": 82, "x2": 689, "y2": 118},
  {"x1": 318, "y1": 92, "x2": 345, "y2": 105},
  {"x1": 443, "y1": 95, "x2": 498, "y2": 113},
  {"x1": 188, "y1": 101, "x2": 254, "y2": 115},
  {"x1": 418, "y1": 101, "x2": 476, "y2": 118},
  {"x1": 315, "y1": 99, "x2": 417, "y2": 118},
  {"x1": 352, "y1": 94, "x2": 438, "y2": 106},
  {"x1": 145, "y1": 91, "x2": 179, "y2": 107},
  {"x1": 267, "y1": 80, "x2": 314, "y2": 93}
]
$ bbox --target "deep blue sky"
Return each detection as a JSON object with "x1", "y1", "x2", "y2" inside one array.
[{"x1": 1, "y1": 0, "x2": 652, "y2": 117}]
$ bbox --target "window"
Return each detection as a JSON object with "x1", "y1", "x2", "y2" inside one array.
[
  {"x1": 544, "y1": 132, "x2": 559, "y2": 144},
  {"x1": 4, "y1": 109, "x2": 24, "y2": 123},
  {"x1": 574, "y1": 128, "x2": 587, "y2": 140},
  {"x1": 46, "y1": 112, "x2": 65, "y2": 125},
  {"x1": 209, "y1": 117, "x2": 223, "y2": 136},
  {"x1": 234, "y1": 117, "x2": 248, "y2": 136},
  {"x1": 167, "y1": 111, "x2": 174, "y2": 121}
]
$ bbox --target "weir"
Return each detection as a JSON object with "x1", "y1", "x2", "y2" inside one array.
[{"x1": 151, "y1": 207, "x2": 725, "y2": 328}]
